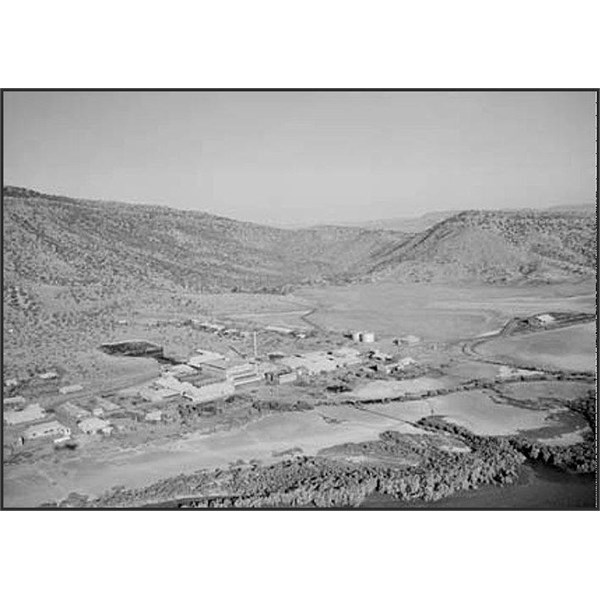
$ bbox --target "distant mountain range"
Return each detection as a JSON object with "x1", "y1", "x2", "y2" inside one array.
[
  {"x1": 336, "y1": 203, "x2": 595, "y2": 233},
  {"x1": 3, "y1": 186, "x2": 596, "y2": 293}
]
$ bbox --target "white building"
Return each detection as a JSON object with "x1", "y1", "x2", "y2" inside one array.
[
  {"x1": 203, "y1": 359, "x2": 262, "y2": 387},
  {"x1": 145, "y1": 410, "x2": 163, "y2": 422},
  {"x1": 79, "y1": 417, "x2": 113, "y2": 435},
  {"x1": 139, "y1": 385, "x2": 181, "y2": 403},
  {"x1": 59, "y1": 384, "x2": 84, "y2": 395},
  {"x1": 4, "y1": 403, "x2": 47, "y2": 425},
  {"x1": 24, "y1": 420, "x2": 71, "y2": 441},
  {"x1": 39, "y1": 371, "x2": 58, "y2": 380},
  {"x1": 185, "y1": 380, "x2": 235, "y2": 404}
]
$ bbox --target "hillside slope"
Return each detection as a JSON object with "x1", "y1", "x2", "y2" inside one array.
[
  {"x1": 4, "y1": 188, "x2": 595, "y2": 292},
  {"x1": 368, "y1": 209, "x2": 597, "y2": 284},
  {"x1": 3, "y1": 186, "x2": 404, "y2": 293}
]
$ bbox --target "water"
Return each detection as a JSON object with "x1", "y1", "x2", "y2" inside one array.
[{"x1": 360, "y1": 463, "x2": 597, "y2": 509}]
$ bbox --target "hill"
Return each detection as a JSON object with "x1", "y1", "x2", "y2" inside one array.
[
  {"x1": 367, "y1": 209, "x2": 597, "y2": 284},
  {"x1": 342, "y1": 210, "x2": 460, "y2": 233},
  {"x1": 341, "y1": 203, "x2": 594, "y2": 233},
  {"x1": 2, "y1": 187, "x2": 596, "y2": 381},
  {"x1": 3, "y1": 186, "x2": 404, "y2": 294},
  {"x1": 4, "y1": 187, "x2": 595, "y2": 293}
]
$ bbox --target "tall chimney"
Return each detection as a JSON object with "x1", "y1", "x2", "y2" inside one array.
[{"x1": 253, "y1": 331, "x2": 258, "y2": 358}]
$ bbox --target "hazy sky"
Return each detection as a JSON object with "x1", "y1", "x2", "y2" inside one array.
[{"x1": 3, "y1": 91, "x2": 596, "y2": 225}]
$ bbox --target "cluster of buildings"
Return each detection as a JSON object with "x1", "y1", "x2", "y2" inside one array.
[
  {"x1": 3, "y1": 390, "x2": 116, "y2": 445},
  {"x1": 278, "y1": 347, "x2": 362, "y2": 376},
  {"x1": 138, "y1": 349, "x2": 263, "y2": 406},
  {"x1": 135, "y1": 344, "x2": 367, "y2": 407}
]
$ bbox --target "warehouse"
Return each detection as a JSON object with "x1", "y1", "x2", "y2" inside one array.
[
  {"x1": 203, "y1": 359, "x2": 262, "y2": 387},
  {"x1": 4, "y1": 403, "x2": 47, "y2": 425}
]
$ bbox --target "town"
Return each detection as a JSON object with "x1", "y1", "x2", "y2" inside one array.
[{"x1": 3, "y1": 316, "x2": 430, "y2": 462}]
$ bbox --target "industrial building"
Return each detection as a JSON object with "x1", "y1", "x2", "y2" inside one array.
[
  {"x1": 139, "y1": 385, "x2": 181, "y2": 403},
  {"x1": 4, "y1": 403, "x2": 47, "y2": 425},
  {"x1": 188, "y1": 349, "x2": 226, "y2": 367},
  {"x1": 23, "y1": 420, "x2": 71, "y2": 441},
  {"x1": 185, "y1": 380, "x2": 236, "y2": 404},
  {"x1": 203, "y1": 359, "x2": 262, "y2": 388},
  {"x1": 154, "y1": 372, "x2": 235, "y2": 404},
  {"x1": 165, "y1": 364, "x2": 197, "y2": 377}
]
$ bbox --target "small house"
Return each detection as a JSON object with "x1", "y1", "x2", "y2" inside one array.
[
  {"x1": 39, "y1": 371, "x2": 59, "y2": 380},
  {"x1": 59, "y1": 384, "x2": 84, "y2": 395},
  {"x1": 145, "y1": 410, "x2": 163, "y2": 422}
]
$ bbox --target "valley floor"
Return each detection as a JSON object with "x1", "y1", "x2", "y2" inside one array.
[{"x1": 3, "y1": 280, "x2": 597, "y2": 508}]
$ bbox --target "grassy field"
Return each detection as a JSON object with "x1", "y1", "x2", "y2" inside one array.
[
  {"x1": 374, "y1": 390, "x2": 563, "y2": 436},
  {"x1": 496, "y1": 380, "x2": 595, "y2": 402},
  {"x1": 478, "y1": 322, "x2": 596, "y2": 371},
  {"x1": 3, "y1": 407, "x2": 426, "y2": 507},
  {"x1": 344, "y1": 377, "x2": 454, "y2": 400},
  {"x1": 295, "y1": 281, "x2": 595, "y2": 342}
]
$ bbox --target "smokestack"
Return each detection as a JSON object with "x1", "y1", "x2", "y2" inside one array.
[{"x1": 253, "y1": 331, "x2": 258, "y2": 358}]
